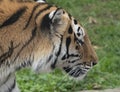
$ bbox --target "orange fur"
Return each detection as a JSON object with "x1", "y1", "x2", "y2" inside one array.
[{"x1": 0, "y1": 0, "x2": 98, "y2": 69}]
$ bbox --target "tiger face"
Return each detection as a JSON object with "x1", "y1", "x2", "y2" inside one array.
[{"x1": 61, "y1": 18, "x2": 98, "y2": 78}]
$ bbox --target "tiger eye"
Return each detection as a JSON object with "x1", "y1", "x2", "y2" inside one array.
[{"x1": 75, "y1": 45, "x2": 79, "y2": 50}]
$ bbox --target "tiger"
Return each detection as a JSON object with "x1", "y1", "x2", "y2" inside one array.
[{"x1": 0, "y1": 0, "x2": 98, "y2": 92}]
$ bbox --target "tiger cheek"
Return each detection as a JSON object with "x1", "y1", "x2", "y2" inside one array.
[{"x1": 78, "y1": 46, "x2": 84, "y2": 60}]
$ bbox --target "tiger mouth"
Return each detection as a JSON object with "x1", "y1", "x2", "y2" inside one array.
[{"x1": 63, "y1": 64, "x2": 91, "y2": 78}]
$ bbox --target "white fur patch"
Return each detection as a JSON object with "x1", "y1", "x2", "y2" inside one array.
[
  {"x1": 36, "y1": 0, "x2": 46, "y2": 3},
  {"x1": 49, "y1": 10, "x2": 56, "y2": 19},
  {"x1": 31, "y1": 48, "x2": 55, "y2": 73},
  {"x1": 32, "y1": 57, "x2": 52, "y2": 73}
]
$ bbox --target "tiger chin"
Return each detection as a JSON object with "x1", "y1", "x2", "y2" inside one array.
[{"x1": 0, "y1": 0, "x2": 98, "y2": 92}]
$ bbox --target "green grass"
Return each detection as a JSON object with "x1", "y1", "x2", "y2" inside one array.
[{"x1": 16, "y1": 0, "x2": 120, "y2": 92}]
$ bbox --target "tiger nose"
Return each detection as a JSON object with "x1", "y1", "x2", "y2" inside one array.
[
  {"x1": 90, "y1": 56, "x2": 98, "y2": 66},
  {"x1": 91, "y1": 62, "x2": 97, "y2": 66}
]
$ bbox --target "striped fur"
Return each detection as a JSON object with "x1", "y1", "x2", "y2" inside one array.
[{"x1": 0, "y1": 1, "x2": 98, "y2": 91}]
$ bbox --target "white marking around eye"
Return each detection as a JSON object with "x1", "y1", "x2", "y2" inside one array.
[
  {"x1": 71, "y1": 18, "x2": 85, "y2": 40},
  {"x1": 81, "y1": 27, "x2": 85, "y2": 36}
]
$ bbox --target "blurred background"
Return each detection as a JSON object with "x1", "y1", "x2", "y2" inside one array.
[{"x1": 16, "y1": 0, "x2": 120, "y2": 92}]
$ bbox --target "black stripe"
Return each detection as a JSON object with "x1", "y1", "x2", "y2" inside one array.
[
  {"x1": 74, "y1": 19, "x2": 77, "y2": 25},
  {"x1": 13, "y1": 27, "x2": 37, "y2": 62},
  {"x1": 62, "y1": 54, "x2": 79, "y2": 61},
  {"x1": 20, "y1": 60, "x2": 32, "y2": 68},
  {"x1": 77, "y1": 33, "x2": 81, "y2": 36},
  {"x1": 68, "y1": 25, "x2": 73, "y2": 34},
  {"x1": 56, "y1": 35, "x2": 63, "y2": 56},
  {"x1": 24, "y1": 3, "x2": 42, "y2": 29},
  {"x1": 66, "y1": 37, "x2": 71, "y2": 56},
  {"x1": 63, "y1": 66, "x2": 72, "y2": 73},
  {"x1": 78, "y1": 40, "x2": 84, "y2": 45},
  {"x1": 69, "y1": 54, "x2": 79, "y2": 57},
  {"x1": 51, "y1": 59, "x2": 57, "y2": 69},
  {"x1": 34, "y1": 5, "x2": 52, "y2": 21},
  {"x1": 40, "y1": 13, "x2": 51, "y2": 31},
  {"x1": 68, "y1": 59, "x2": 79, "y2": 63},
  {"x1": 0, "y1": 7, "x2": 27, "y2": 28},
  {"x1": 61, "y1": 37, "x2": 71, "y2": 60},
  {"x1": 0, "y1": 41, "x2": 15, "y2": 65},
  {"x1": 51, "y1": 35, "x2": 63, "y2": 69},
  {"x1": 47, "y1": 55, "x2": 53, "y2": 63},
  {"x1": 1, "y1": 73, "x2": 11, "y2": 86},
  {"x1": 69, "y1": 69, "x2": 76, "y2": 76},
  {"x1": 46, "y1": 45, "x2": 55, "y2": 63},
  {"x1": 50, "y1": 8, "x2": 61, "y2": 20},
  {"x1": 74, "y1": 33, "x2": 84, "y2": 45},
  {"x1": 61, "y1": 54, "x2": 66, "y2": 60},
  {"x1": 69, "y1": 67, "x2": 84, "y2": 77},
  {"x1": 77, "y1": 27, "x2": 80, "y2": 32}
]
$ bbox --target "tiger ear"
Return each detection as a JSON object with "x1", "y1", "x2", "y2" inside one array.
[{"x1": 49, "y1": 9, "x2": 64, "y2": 25}]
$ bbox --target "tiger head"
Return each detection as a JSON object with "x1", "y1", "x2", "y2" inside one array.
[
  {"x1": 32, "y1": 8, "x2": 98, "y2": 79},
  {"x1": 13, "y1": 0, "x2": 98, "y2": 79}
]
